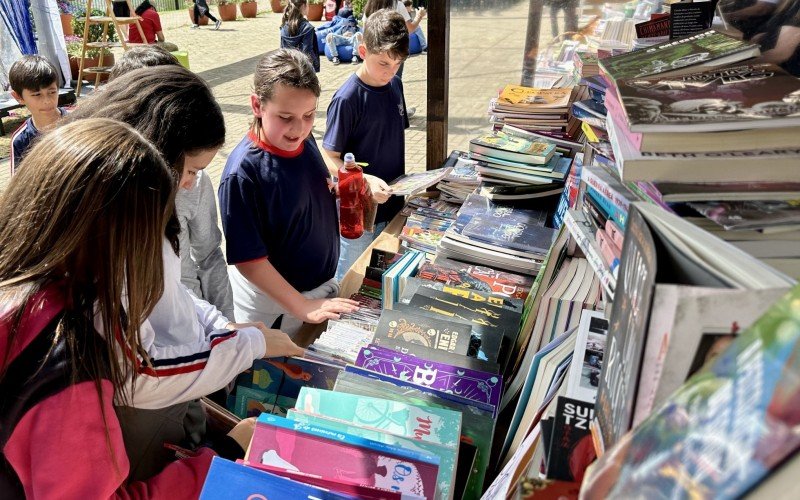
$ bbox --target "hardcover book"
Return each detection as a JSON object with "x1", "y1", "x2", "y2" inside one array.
[
  {"x1": 355, "y1": 344, "x2": 503, "y2": 413},
  {"x1": 373, "y1": 308, "x2": 472, "y2": 356},
  {"x1": 617, "y1": 63, "x2": 800, "y2": 132},
  {"x1": 200, "y1": 457, "x2": 357, "y2": 500},
  {"x1": 583, "y1": 285, "x2": 800, "y2": 499},
  {"x1": 287, "y1": 409, "x2": 457, "y2": 500},
  {"x1": 296, "y1": 387, "x2": 462, "y2": 448},
  {"x1": 246, "y1": 414, "x2": 440, "y2": 499},
  {"x1": 599, "y1": 29, "x2": 760, "y2": 83}
]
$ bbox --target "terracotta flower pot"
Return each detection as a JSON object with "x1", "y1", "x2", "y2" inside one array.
[
  {"x1": 307, "y1": 3, "x2": 323, "y2": 21},
  {"x1": 240, "y1": 1, "x2": 257, "y2": 18},
  {"x1": 189, "y1": 7, "x2": 210, "y2": 25},
  {"x1": 70, "y1": 53, "x2": 115, "y2": 83},
  {"x1": 218, "y1": 3, "x2": 237, "y2": 21},
  {"x1": 271, "y1": 0, "x2": 284, "y2": 14},
  {"x1": 60, "y1": 13, "x2": 74, "y2": 36}
]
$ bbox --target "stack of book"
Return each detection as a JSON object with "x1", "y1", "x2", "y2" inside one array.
[
  {"x1": 434, "y1": 151, "x2": 481, "y2": 203},
  {"x1": 488, "y1": 84, "x2": 587, "y2": 143}
]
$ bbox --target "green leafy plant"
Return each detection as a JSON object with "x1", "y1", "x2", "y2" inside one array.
[
  {"x1": 71, "y1": 7, "x2": 119, "y2": 43},
  {"x1": 351, "y1": 0, "x2": 366, "y2": 18},
  {"x1": 308, "y1": 0, "x2": 325, "y2": 5},
  {"x1": 65, "y1": 35, "x2": 111, "y2": 60}
]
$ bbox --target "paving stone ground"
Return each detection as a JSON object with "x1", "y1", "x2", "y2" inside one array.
[{"x1": 1, "y1": 3, "x2": 539, "y2": 191}]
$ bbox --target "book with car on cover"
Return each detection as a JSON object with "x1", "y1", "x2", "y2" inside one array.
[
  {"x1": 417, "y1": 260, "x2": 534, "y2": 300},
  {"x1": 245, "y1": 413, "x2": 440, "y2": 499},
  {"x1": 599, "y1": 29, "x2": 760, "y2": 83}
]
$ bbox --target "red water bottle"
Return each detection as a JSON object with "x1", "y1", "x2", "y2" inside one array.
[{"x1": 339, "y1": 152, "x2": 365, "y2": 239}]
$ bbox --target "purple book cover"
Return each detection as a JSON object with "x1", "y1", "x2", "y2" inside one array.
[
  {"x1": 246, "y1": 414, "x2": 439, "y2": 499},
  {"x1": 356, "y1": 344, "x2": 502, "y2": 413}
]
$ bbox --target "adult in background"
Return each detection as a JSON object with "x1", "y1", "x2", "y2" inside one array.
[{"x1": 192, "y1": 0, "x2": 222, "y2": 30}]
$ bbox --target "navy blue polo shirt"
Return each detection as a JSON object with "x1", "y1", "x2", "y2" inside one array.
[
  {"x1": 323, "y1": 73, "x2": 409, "y2": 224},
  {"x1": 218, "y1": 132, "x2": 339, "y2": 292}
]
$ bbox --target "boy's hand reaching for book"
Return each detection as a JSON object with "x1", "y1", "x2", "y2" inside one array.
[
  {"x1": 301, "y1": 297, "x2": 360, "y2": 324},
  {"x1": 364, "y1": 174, "x2": 392, "y2": 204}
]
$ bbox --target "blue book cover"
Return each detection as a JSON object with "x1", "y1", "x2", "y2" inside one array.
[
  {"x1": 586, "y1": 186, "x2": 626, "y2": 229},
  {"x1": 200, "y1": 457, "x2": 357, "y2": 500},
  {"x1": 462, "y1": 214, "x2": 557, "y2": 255}
]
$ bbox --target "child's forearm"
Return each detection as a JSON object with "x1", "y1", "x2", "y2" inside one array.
[
  {"x1": 322, "y1": 147, "x2": 344, "y2": 179},
  {"x1": 235, "y1": 258, "x2": 307, "y2": 317}
]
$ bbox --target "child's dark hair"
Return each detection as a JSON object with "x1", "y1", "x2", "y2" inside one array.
[
  {"x1": 252, "y1": 48, "x2": 320, "y2": 131},
  {"x1": 9, "y1": 55, "x2": 58, "y2": 95},
  {"x1": 363, "y1": 0, "x2": 395, "y2": 18},
  {"x1": 281, "y1": 0, "x2": 308, "y2": 37},
  {"x1": 63, "y1": 66, "x2": 224, "y2": 255},
  {"x1": 135, "y1": 0, "x2": 155, "y2": 16},
  {"x1": 402, "y1": 0, "x2": 413, "y2": 7},
  {"x1": 109, "y1": 45, "x2": 180, "y2": 80},
  {"x1": 363, "y1": 9, "x2": 409, "y2": 61}
]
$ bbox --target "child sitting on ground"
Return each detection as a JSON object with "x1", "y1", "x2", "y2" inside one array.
[
  {"x1": 323, "y1": 9, "x2": 410, "y2": 280},
  {"x1": 325, "y1": 6, "x2": 363, "y2": 65},
  {"x1": 218, "y1": 48, "x2": 359, "y2": 337},
  {"x1": 280, "y1": 0, "x2": 321, "y2": 72},
  {"x1": 8, "y1": 55, "x2": 67, "y2": 174}
]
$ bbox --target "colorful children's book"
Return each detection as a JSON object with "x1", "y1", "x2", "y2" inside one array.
[
  {"x1": 373, "y1": 308, "x2": 472, "y2": 357},
  {"x1": 246, "y1": 413, "x2": 440, "y2": 499},
  {"x1": 469, "y1": 131, "x2": 557, "y2": 165},
  {"x1": 200, "y1": 457, "x2": 357, "y2": 500},
  {"x1": 296, "y1": 387, "x2": 463, "y2": 448},
  {"x1": 227, "y1": 356, "x2": 342, "y2": 418},
  {"x1": 583, "y1": 285, "x2": 800, "y2": 499},
  {"x1": 334, "y1": 370, "x2": 495, "y2": 499},
  {"x1": 355, "y1": 344, "x2": 503, "y2": 414},
  {"x1": 287, "y1": 409, "x2": 457, "y2": 500}
]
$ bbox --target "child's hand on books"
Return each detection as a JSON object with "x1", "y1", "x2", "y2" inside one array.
[
  {"x1": 259, "y1": 326, "x2": 305, "y2": 358},
  {"x1": 364, "y1": 174, "x2": 392, "y2": 204},
  {"x1": 226, "y1": 417, "x2": 258, "y2": 451},
  {"x1": 300, "y1": 297, "x2": 360, "y2": 323}
]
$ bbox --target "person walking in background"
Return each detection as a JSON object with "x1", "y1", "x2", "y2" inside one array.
[
  {"x1": 192, "y1": 0, "x2": 221, "y2": 30},
  {"x1": 547, "y1": 0, "x2": 579, "y2": 37}
]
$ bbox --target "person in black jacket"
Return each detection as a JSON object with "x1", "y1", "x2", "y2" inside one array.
[{"x1": 192, "y1": 0, "x2": 221, "y2": 30}]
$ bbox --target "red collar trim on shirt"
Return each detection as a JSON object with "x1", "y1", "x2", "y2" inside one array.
[{"x1": 247, "y1": 131, "x2": 304, "y2": 158}]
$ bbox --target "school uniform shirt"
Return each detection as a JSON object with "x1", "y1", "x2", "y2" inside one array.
[
  {"x1": 10, "y1": 107, "x2": 67, "y2": 175},
  {"x1": 323, "y1": 73, "x2": 409, "y2": 223},
  {"x1": 129, "y1": 6, "x2": 162, "y2": 44},
  {"x1": 218, "y1": 132, "x2": 339, "y2": 293}
]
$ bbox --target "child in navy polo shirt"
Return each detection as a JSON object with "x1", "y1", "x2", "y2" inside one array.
[
  {"x1": 8, "y1": 55, "x2": 67, "y2": 174},
  {"x1": 219, "y1": 48, "x2": 359, "y2": 337},
  {"x1": 322, "y1": 9, "x2": 410, "y2": 280}
]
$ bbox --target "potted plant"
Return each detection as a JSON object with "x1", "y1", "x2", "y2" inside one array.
[
  {"x1": 71, "y1": 7, "x2": 119, "y2": 43},
  {"x1": 186, "y1": 0, "x2": 210, "y2": 26},
  {"x1": 216, "y1": 0, "x2": 238, "y2": 22},
  {"x1": 57, "y1": 0, "x2": 74, "y2": 36},
  {"x1": 307, "y1": 0, "x2": 324, "y2": 21},
  {"x1": 65, "y1": 35, "x2": 114, "y2": 83},
  {"x1": 272, "y1": 0, "x2": 284, "y2": 14},
  {"x1": 240, "y1": 0, "x2": 258, "y2": 18}
]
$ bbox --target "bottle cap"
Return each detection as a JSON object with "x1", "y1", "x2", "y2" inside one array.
[{"x1": 343, "y1": 152, "x2": 355, "y2": 163}]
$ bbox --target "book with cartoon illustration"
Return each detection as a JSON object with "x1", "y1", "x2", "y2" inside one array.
[
  {"x1": 496, "y1": 84, "x2": 573, "y2": 109},
  {"x1": 296, "y1": 388, "x2": 463, "y2": 448},
  {"x1": 245, "y1": 413, "x2": 440, "y2": 500},
  {"x1": 469, "y1": 131, "x2": 557, "y2": 164},
  {"x1": 373, "y1": 308, "x2": 472, "y2": 357},
  {"x1": 417, "y1": 260, "x2": 534, "y2": 300},
  {"x1": 227, "y1": 356, "x2": 342, "y2": 418},
  {"x1": 354, "y1": 344, "x2": 503, "y2": 413}
]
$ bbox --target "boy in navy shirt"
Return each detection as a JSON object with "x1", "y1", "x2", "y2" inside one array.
[
  {"x1": 323, "y1": 9, "x2": 410, "y2": 280},
  {"x1": 9, "y1": 55, "x2": 66, "y2": 174}
]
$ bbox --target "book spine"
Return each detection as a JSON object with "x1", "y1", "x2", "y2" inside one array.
[
  {"x1": 586, "y1": 186, "x2": 628, "y2": 229},
  {"x1": 605, "y1": 220, "x2": 625, "y2": 249},
  {"x1": 582, "y1": 167, "x2": 631, "y2": 218},
  {"x1": 563, "y1": 210, "x2": 616, "y2": 299},
  {"x1": 603, "y1": 90, "x2": 643, "y2": 151},
  {"x1": 596, "y1": 229, "x2": 621, "y2": 274}
]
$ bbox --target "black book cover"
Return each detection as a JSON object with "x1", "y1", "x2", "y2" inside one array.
[
  {"x1": 374, "y1": 308, "x2": 472, "y2": 356},
  {"x1": 540, "y1": 417, "x2": 555, "y2": 473},
  {"x1": 546, "y1": 397, "x2": 597, "y2": 482},
  {"x1": 409, "y1": 288, "x2": 523, "y2": 368},
  {"x1": 453, "y1": 442, "x2": 478, "y2": 500},
  {"x1": 369, "y1": 248, "x2": 402, "y2": 270}
]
